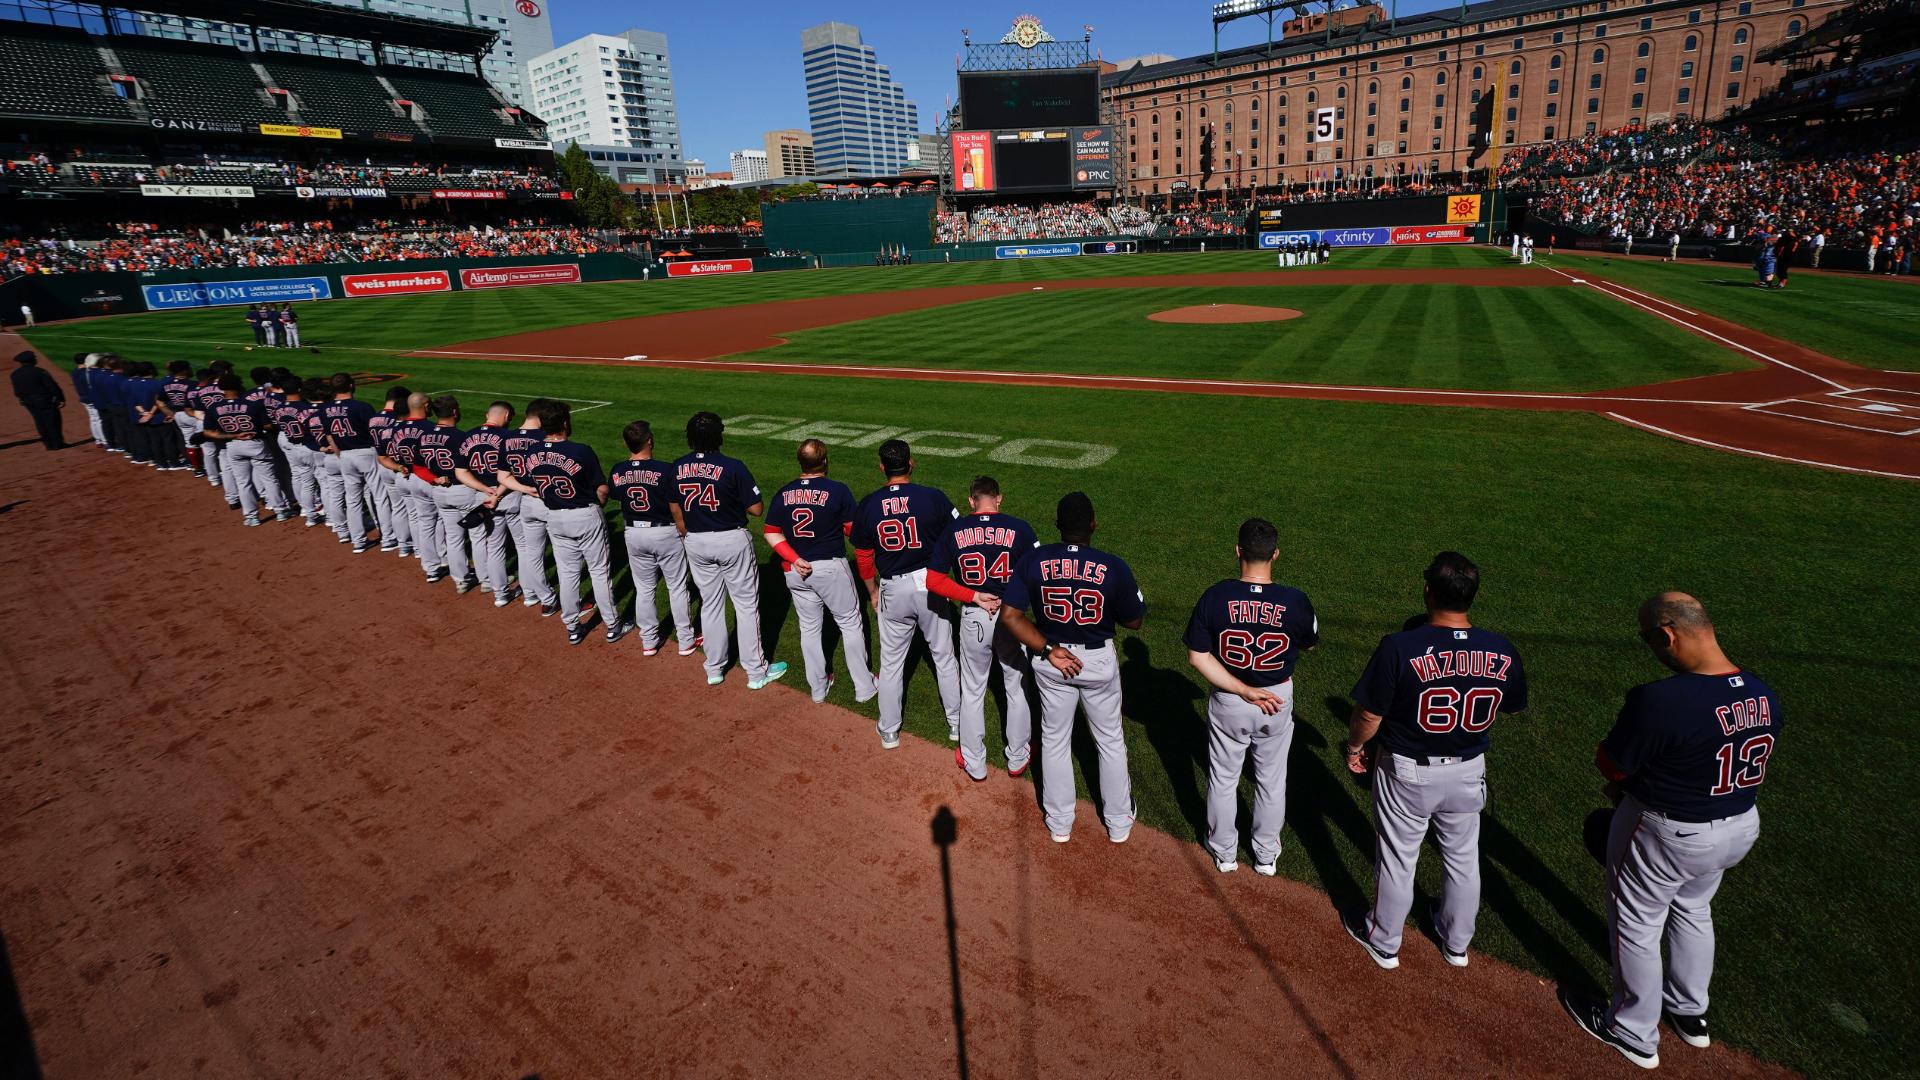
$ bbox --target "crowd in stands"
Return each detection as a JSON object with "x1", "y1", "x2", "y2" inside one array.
[
  {"x1": 936, "y1": 202, "x2": 1154, "y2": 243},
  {"x1": 1527, "y1": 150, "x2": 1918, "y2": 250},
  {"x1": 1733, "y1": 56, "x2": 1920, "y2": 117},
  {"x1": 0, "y1": 220, "x2": 607, "y2": 279},
  {"x1": 1, "y1": 146, "x2": 565, "y2": 194},
  {"x1": 1497, "y1": 118, "x2": 1780, "y2": 181}
]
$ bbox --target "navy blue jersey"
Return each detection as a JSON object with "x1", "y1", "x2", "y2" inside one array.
[
  {"x1": 927, "y1": 512, "x2": 1039, "y2": 597},
  {"x1": 500, "y1": 427, "x2": 545, "y2": 480},
  {"x1": 385, "y1": 417, "x2": 431, "y2": 467},
  {"x1": 852, "y1": 482, "x2": 958, "y2": 578},
  {"x1": 131, "y1": 378, "x2": 167, "y2": 424},
  {"x1": 207, "y1": 397, "x2": 270, "y2": 438},
  {"x1": 1183, "y1": 580, "x2": 1320, "y2": 687},
  {"x1": 368, "y1": 410, "x2": 402, "y2": 455},
  {"x1": 456, "y1": 426, "x2": 508, "y2": 483},
  {"x1": 269, "y1": 400, "x2": 313, "y2": 442},
  {"x1": 190, "y1": 383, "x2": 223, "y2": 414},
  {"x1": 610, "y1": 458, "x2": 677, "y2": 527},
  {"x1": 92, "y1": 371, "x2": 120, "y2": 409},
  {"x1": 159, "y1": 375, "x2": 194, "y2": 411},
  {"x1": 319, "y1": 398, "x2": 377, "y2": 451},
  {"x1": 244, "y1": 385, "x2": 282, "y2": 408},
  {"x1": 69, "y1": 367, "x2": 95, "y2": 405},
  {"x1": 1003, "y1": 543, "x2": 1145, "y2": 646},
  {"x1": 1351, "y1": 624, "x2": 1529, "y2": 760},
  {"x1": 766, "y1": 476, "x2": 857, "y2": 561},
  {"x1": 297, "y1": 402, "x2": 329, "y2": 450},
  {"x1": 672, "y1": 451, "x2": 761, "y2": 532},
  {"x1": 1602, "y1": 671, "x2": 1780, "y2": 821},
  {"x1": 522, "y1": 439, "x2": 607, "y2": 510},
  {"x1": 415, "y1": 423, "x2": 465, "y2": 481}
]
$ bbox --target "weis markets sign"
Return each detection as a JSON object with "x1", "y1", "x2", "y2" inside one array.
[
  {"x1": 342, "y1": 270, "x2": 452, "y2": 298},
  {"x1": 458, "y1": 264, "x2": 582, "y2": 290},
  {"x1": 297, "y1": 185, "x2": 388, "y2": 199},
  {"x1": 666, "y1": 259, "x2": 753, "y2": 278}
]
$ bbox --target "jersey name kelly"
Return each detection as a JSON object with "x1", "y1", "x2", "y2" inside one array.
[{"x1": 1409, "y1": 649, "x2": 1515, "y2": 683}]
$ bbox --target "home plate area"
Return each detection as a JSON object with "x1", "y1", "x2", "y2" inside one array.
[{"x1": 1744, "y1": 388, "x2": 1920, "y2": 436}]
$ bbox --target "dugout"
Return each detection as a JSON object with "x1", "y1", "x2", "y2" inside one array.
[{"x1": 762, "y1": 195, "x2": 937, "y2": 258}]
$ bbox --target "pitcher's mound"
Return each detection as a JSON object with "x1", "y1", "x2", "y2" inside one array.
[{"x1": 1149, "y1": 304, "x2": 1304, "y2": 324}]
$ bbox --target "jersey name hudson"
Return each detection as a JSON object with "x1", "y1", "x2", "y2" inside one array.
[
  {"x1": 1408, "y1": 649, "x2": 1516, "y2": 683},
  {"x1": 949, "y1": 524, "x2": 1022, "y2": 548}
]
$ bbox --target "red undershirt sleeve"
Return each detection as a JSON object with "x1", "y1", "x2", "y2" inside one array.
[
  {"x1": 1594, "y1": 744, "x2": 1629, "y2": 783},
  {"x1": 925, "y1": 570, "x2": 977, "y2": 604},
  {"x1": 855, "y1": 547, "x2": 877, "y2": 581}
]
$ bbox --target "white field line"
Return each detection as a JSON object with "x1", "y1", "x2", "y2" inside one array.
[
  {"x1": 427, "y1": 387, "x2": 613, "y2": 413},
  {"x1": 1604, "y1": 412, "x2": 1920, "y2": 480},
  {"x1": 1834, "y1": 387, "x2": 1920, "y2": 405},
  {"x1": 410, "y1": 348, "x2": 1757, "y2": 407},
  {"x1": 1543, "y1": 266, "x2": 1852, "y2": 391},
  {"x1": 1740, "y1": 400, "x2": 1920, "y2": 436}
]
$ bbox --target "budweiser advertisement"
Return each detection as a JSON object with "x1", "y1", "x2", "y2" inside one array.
[
  {"x1": 458, "y1": 264, "x2": 583, "y2": 290},
  {"x1": 1390, "y1": 224, "x2": 1474, "y2": 245},
  {"x1": 341, "y1": 270, "x2": 452, "y2": 298},
  {"x1": 666, "y1": 259, "x2": 754, "y2": 278}
]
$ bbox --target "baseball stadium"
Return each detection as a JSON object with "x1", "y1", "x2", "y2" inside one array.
[{"x1": 0, "y1": 0, "x2": 1915, "y2": 1076}]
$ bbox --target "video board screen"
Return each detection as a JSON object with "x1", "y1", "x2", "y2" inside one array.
[{"x1": 959, "y1": 69, "x2": 1100, "y2": 130}]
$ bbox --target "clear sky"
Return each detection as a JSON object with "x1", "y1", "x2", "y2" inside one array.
[{"x1": 546, "y1": 0, "x2": 1458, "y2": 170}]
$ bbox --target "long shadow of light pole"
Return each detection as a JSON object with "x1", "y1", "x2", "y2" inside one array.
[{"x1": 932, "y1": 806, "x2": 969, "y2": 1080}]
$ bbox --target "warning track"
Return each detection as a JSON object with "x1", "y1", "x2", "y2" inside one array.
[{"x1": 422, "y1": 264, "x2": 1920, "y2": 481}]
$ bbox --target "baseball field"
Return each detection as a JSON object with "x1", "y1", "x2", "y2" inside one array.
[{"x1": 7, "y1": 244, "x2": 1918, "y2": 1078}]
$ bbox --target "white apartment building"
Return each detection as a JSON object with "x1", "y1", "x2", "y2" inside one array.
[
  {"x1": 728, "y1": 149, "x2": 769, "y2": 183},
  {"x1": 529, "y1": 29, "x2": 686, "y2": 183}
]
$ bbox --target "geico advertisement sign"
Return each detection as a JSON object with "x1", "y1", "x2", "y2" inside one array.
[{"x1": 666, "y1": 260, "x2": 754, "y2": 278}]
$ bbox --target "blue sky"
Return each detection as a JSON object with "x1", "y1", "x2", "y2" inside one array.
[{"x1": 548, "y1": 0, "x2": 1457, "y2": 169}]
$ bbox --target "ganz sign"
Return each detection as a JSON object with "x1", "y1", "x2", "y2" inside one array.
[{"x1": 666, "y1": 259, "x2": 753, "y2": 278}]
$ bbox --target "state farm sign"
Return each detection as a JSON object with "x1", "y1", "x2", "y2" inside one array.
[
  {"x1": 341, "y1": 270, "x2": 452, "y2": 298},
  {"x1": 666, "y1": 259, "x2": 753, "y2": 278},
  {"x1": 457, "y1": 263, "x2": 583, "y2": 290}
]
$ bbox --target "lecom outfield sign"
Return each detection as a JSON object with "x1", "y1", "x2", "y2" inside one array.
[
  {"x1": 666, "y1": 259, "x2": 753, "y2": 278},
  {"x1": 341, "y1": 270, "x2": 452, "y2": 298},
  {"x1": 458, "y1": 264, "x2": 583, "y2": 290}
]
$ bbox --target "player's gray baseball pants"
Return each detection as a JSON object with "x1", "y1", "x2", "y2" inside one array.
[
  {"x1": 685, "y1": 529, "x2": 770, "y2": 681},
  {"x1": 1205, "y1": 681, "x2": 1296, "y2": 867},
  {"x1": 786, "y1": 557, "x2": 874, "y2": 703},
  {"x1": 1365, "y1": 752, "x2": 1486, "y2": 957},
  {"x1": 547, "y1": 506, "x2": 619, "y2": 630},
  {"x1": 958, "y1": 605, "x2": 1030, "y2": 778},
  {"x1": 336, "y1": 448, "x2": 379, "y2": 547},
  {"x1": 209, "y1": 439, "x2": 238, "y2": 498},
  {"x1": 401, "y1": 473, "x2": 446, "y2": 573},
  {"x1": 433, "y1": 484, "x2": 486, "y2": 586},
  {"x1": 1034, "y1": 642, "x2": 1132, "y2": 839},
  {"x1": 624, "y1": 524, "x2": 697, "y2": 651},
  {"x1": 1603, "y1": 794, "x2": 1760, "y2": 1056},
  {"x1": 876, "y1": 571, "x2": 960, "y2": 739},
  {"x1": 85, "y1": 403, "x2": 106, "y2": 447},
  {"x1": 318, "y1": 451, "x2": 348, "y2": 537},
  {"x1": 503, "y1": 492, "x2": 555, "y2": 606},
  {"x1": 173, "y1": 411, "x2": 200, "y2": 456},
  {"x1": 221, "y1": 439, "x2": 286, "y2": 517},
  {"x1": 279, "y1": 436, "x2": 320, "y2": 517},
  {"x1": 370, "y1": 465, "x2": 407, "y2": 548}
]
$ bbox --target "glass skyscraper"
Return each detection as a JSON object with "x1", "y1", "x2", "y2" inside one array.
[{"x1": 800, "y1": 22, "x2": 918, "y2": 176}]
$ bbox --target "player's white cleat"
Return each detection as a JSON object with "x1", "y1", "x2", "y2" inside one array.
[
  {"x1": 1049, "y1": 833, "x2": 1070, "y2": 844},
  {"x1": 1342, "y1": 909, "x2": 1400, "y2": 970},
  {"x1": 747, "y1": 662, "x2": 788, "y2": 690},
  {"x1": 706, "y1": 674, "x2": 725, "y2": 686},
  {"x1": 1108, "y1": 827, "x2": 1131, "y2": 844},
  {"x1": 1443, "y1": 950, "x2": 1469, "y2": 968},
  {"x1": 879, "y1": 731, "x2": 901, "y2": 750},
  {"x1": 1253, "y1": 862, "x2": 1277, "y2": 877},
  {"x1": 1214, "y1": 857, "x2": 1238, "y2": 874}
]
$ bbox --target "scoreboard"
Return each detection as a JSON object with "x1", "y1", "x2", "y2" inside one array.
[{"x1": 953, "y1": 68, "x2": 1112, "y2": 194}]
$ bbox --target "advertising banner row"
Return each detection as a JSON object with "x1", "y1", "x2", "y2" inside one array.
[
  {"x1": 1258, "y1": 224, "x2": 1475, "y2": 249},
  {"x1": 994, "y1": 240, "x2": 1139, "y2": 260},
  {"x1": 136, "y1": 263, "x2": 594, "y2": 310}
]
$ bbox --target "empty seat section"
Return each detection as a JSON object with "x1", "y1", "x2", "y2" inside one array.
[
  {"x1": 0, "y1": 24, "x2": 135, "y2": 120},
  {"x1": 382, "y1": 68, "x2": 523, "y2": 139},
  {"x1": 111, "y1": 37, "x2": 280, "y2": 126},
  {"x1": 258, "y1": 51, "x2": 417, "y2": 135}
]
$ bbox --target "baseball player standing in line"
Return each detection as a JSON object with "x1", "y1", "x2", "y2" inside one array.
[
  {"x1": 268, "y1": 377, "x2": 323, "y2": 525},
  {"x1": 300, "y1": 377, "x2": 341, "y2": 528},
  {"x1": 418, "y1": 395, "x2": 481, "y2": 592},
  {"x1": 1183, "y1": 518, "x2": 1318, "y2": 874},
  {"x1": 453, "y1": 401, "x2": 519, "y2": 607},
  {"x1": 852, "y1": 440, "x2": 962, "y2": 748},
  {"x1": 191, "y1": 365, "x2": 235, "y2": 498},
  {"x1": 671, "y1": 412, "x2": 786, "y2": 688},
  {"x1": 498, "y1": 401, "x2": 630, "y2": 645},
  {"x1": 996, "y1": 492, "x2": 1146, "y2": 843},
  {"x1": 202, "y1": 375, "x2": 291, "y2": 526},
  {"x1": 763, "y1": 439, "x2": 875, "y2": 704},
  {"x1": 1559, "y1": 593, "x2": 1779, "y2": 1070},
  {"x1": 368, "y1": 387, "x2": 414, "y2": 555},
  {"x1": 159, "y1": 362, "x2": 203, "y2": 477},
  {"x1": 382, "y1": 393, "x2": 448, "y2": 582},
  {"x1": 496, "y1": 400, "x2": 561, "y2": 617},
  {"x1": 69, "y1": 355, "x2": 105, "y2": 450},
  {"x1": 924, "y1": 475, "x2": 1039, "y2": 780},
  {"x1": 319, "y1": 373, "x2": 382, "y2": 553},
  {"x1": 611, "y1": 420, "x2": 699, "y2": 656},
  {"x1": 1340, "y1": 552, "x2": 1529, "y2": 970}
]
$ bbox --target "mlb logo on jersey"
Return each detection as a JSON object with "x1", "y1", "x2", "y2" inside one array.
[
  {"x1": 1453, "y1": 630, "x2": 1470, "y2": 640},
  {"x1": 1729, "y1": 675, "x2": 1746, "y2": 687}
]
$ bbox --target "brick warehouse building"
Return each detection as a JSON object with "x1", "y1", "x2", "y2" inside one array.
[{"x1": 1101, "y1": 0, "x2": 1846, "y2": 193}]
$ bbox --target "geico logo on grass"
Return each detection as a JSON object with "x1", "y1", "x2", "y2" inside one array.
[{"x1": 722, "y1": 416, "x2": 1118, "y2": 471}]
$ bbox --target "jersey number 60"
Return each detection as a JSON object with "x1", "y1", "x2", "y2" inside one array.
[{"x1": 1416, "y1": 686, "x2": 1502, "y2": 733}]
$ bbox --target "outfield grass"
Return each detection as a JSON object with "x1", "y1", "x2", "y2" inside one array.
[
  {"x1": 744, "y1": 283, "x2": 1748, "y2": 391},
  {"x1": 1550, "y1": 250, "x2": 1920, "y2": 370},
  {"x1": 22, "y1": 250, "x2": 1920, "y2": 1078}
]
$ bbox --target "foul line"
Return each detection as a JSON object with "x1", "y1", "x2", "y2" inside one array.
[
  {"x1": 1543, "y1": 266, "x2": 1852, "y2": 391},
  {"x1": 410, "y1": 348, "x2": 1756, "y2": 408},
  {"x1": 426, "y1": 387, "x2": 613, "y2": 413},
  {"x1": 1604, "y1": 412, "x2": 1920, "y2": 480}
]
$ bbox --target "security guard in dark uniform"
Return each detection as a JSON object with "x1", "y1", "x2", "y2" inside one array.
[{"x1": 10, "y1": 350, "x2": 66, "y2": 450}]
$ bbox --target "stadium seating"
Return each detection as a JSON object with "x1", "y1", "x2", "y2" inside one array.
[
  {"x1": 109, "y1": 37, "x2": 283, "y2": 127},
  {"x1": 383, "y1": 68, "x2": 531, "y2": 140},
  {"x1": 0, "y1": 23, "x2": 135, "y2": 121},
  {"x1": 257, "y1": 52, "x2": 419, "y2": 137}
]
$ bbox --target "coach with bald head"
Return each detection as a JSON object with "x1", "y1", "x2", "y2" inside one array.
[{"x1": 1560, "y1": 592, "x2": 1781, "y2": 1070}]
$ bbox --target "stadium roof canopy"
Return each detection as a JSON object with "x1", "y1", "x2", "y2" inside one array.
[{"x1": 37, "y1": 0, "x2": 496, "y2": 53}]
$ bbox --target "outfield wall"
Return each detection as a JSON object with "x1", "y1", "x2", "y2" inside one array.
[{"x1": 763, "y1": 196, "x2": 938, "y2": 259}]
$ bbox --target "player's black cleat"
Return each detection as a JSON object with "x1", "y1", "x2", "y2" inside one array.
[
  {"x1": 424, "y1": 567, "x2": 449, "y2": 584},
  {"x1": 540, "y1": 600, "x2": 561, "y2": 618},
  {"x1": 605, "y1": 620, "x2": 634, "y2": 645},
  {"x1": 227, "y1": 501, "x2": 242, "y2": 511},
  {"x1": 1341, "y1": 908, "x2": 1399, "y2": 970},
  {"x1": 567, "y1": 622, "x2": 589, "y2": 646},
  {"x1": 455, "y1": 576, "x2": 479, "y2": 595},
  {"x1": 1559, "y1": 989, "x2": 1658, "y2": 1069},
  {"x1": 1666, "y1": 1012, "x2": 1709, "y2": 1048}
]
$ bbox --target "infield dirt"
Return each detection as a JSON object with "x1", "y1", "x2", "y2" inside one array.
[{"x1": 0, "y1": 389, "x2": 1796, "y2": 1078}]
